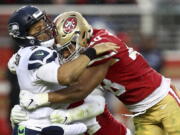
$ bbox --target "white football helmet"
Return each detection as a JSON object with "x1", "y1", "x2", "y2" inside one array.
[{"x1": 53, "y1": 11, "x2": 93, "y2": 63}]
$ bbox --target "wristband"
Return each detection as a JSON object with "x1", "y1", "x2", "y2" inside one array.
[
  {"x1": 36, "y1": 93, "x2": 50, "y2": 106},
  {"x1": 82, "y1": 48, "x2": 97, "y2": 60}
]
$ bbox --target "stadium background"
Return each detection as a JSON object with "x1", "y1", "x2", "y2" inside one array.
[{"x1": 0, "y1": 0, "x2": 180, "y2": 134}]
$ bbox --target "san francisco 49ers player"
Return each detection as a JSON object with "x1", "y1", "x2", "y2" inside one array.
[{"x1": 20, "y1": 11, "x2": 180, "y2": 135}]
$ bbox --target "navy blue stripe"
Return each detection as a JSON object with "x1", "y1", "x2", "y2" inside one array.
[
  {"x1": 46, "y1": 52, "x2": 57, "y2": 63},
  {"x1": 28, "y1": 62, "x2": 42, "y2": 70}
]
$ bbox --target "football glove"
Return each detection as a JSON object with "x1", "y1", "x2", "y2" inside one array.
[
  {"x1": 19, "y1": 90, "x2": 49, "y2": 110},
  {"x1": 50, "y1": 109, "x2": 72, "y2": 124},
  {"x1": 10, "y1": 105, "x2": 29, "y2": 127}
]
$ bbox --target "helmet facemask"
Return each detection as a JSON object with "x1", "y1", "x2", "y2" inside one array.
[
  {"x1": 55, "y1": 32, "x2": 85, "y2": 64},
  {"x1": 28, "y1": 14, "x2": 56, "y2": 48}
]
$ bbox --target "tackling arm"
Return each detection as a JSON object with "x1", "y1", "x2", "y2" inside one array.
[
  {"x1": 50, "y1": 88, "x2": 105, "y2": 124},
  {"x1": 20, "y1": 59, "x2": 115, "y2": 110},
  {"x1": 48, "y1": 59, "x2": 114, "y2": 104},
  {"x1": 57, "y1": 42, "x2": 118, "y2": 85},
  {"x1": 57, "y1": 54, "x2": 90, "y2": 85}
]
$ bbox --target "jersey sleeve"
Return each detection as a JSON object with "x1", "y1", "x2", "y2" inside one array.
[{"x1": 28, "y1": 47, "x2": 58, "y2": 70}]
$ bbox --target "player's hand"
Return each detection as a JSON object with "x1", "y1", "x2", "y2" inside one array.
[
  {"x1": 19, "y1": 90, "x2": 38, "y2": 110},
  {"x1": 50, "y1": 109, "x2": 71, "y2": 124},
  {"x1": 8, "y1": 53, "x2": 17, "y2": 74},
  {"x1": 19, "y1": 90, "x2": 49, "y2": 110},
  {"x1": 10, "y1": 105, "x2": 29, "y2": 126},
  {"x1": 93, "y1": 42, "x2": 119, "y2": 55}
]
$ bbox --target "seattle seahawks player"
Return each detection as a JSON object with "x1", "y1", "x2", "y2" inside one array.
[{"x1": 8, "y1": 5, "x2": 119, "y2": 135}]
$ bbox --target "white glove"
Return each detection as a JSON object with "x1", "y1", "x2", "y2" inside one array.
[
  {"x1": 8, "y1": 53, "x2": 17, "y2": 74},
  {"x1": 10, "y1": 105, "x2": 29, "y2": 127},
  {"x1": 50, "y1": 109, "x2": 72, "y2": 124},
  {"x1": 19, "y1": 90, "x2": 49, "y2": 110}
]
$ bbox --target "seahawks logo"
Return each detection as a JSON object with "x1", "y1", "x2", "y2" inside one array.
[{"x1": 8, "y1": 23, "x2": 20, "y2": 37}]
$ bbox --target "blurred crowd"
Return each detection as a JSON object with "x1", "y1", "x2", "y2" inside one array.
[{"x1": 0, "y1": 0, "x2": 136, "y2": 4}]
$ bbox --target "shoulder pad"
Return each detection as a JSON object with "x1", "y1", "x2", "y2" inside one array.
[
  {"x1": 46, "y1": 52, "x2": 57, "y2": 63},
  {"x1": 29, "y1": 50, "x2": 49, "y2": 61},
  {"x1": 28, "y1": 48, "x2": 58, "y2": 70}
]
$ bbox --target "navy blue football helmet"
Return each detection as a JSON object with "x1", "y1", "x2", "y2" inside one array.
[{"x1": 8, "y1": 5, "x2": 56, "y2": 47}]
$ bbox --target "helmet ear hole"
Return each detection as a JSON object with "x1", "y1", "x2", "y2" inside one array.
[{"x1": 27, "y1": 16, "x2": 32, "y2": 22}]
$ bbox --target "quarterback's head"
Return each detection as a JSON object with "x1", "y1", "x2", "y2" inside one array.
[
  {"x1": 8, "y1": 5, "x2": 56, "y2": 48},
  {"x1": 53, "y1": 11, "x2": 93, "y2": 63}
]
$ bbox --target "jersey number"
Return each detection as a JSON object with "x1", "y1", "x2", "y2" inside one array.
[
  {"x1": 15, "y1": 54, "x2": 21, "y2": 66},
  {"x1": 102, "y1": 79, "x2": 126, "y2": 96},
  {"x1": 127, "y1": 46, "x2": 140, "y2": 60}
]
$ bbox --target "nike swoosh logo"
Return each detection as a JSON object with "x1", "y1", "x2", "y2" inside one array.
[
  {"x1": 28, "y1": 99, "x2": 34, "y2": 107},
  {"x1": 64, "y1": 116, "x2": 68, "y2": 123}
]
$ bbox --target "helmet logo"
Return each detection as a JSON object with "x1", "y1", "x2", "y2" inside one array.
[
  {"x1": 8, "y1": 23, "x2": 20, "y2": 37},
  {"x1": 63, "y1": 17, "x2": 77, "y2": 34}
]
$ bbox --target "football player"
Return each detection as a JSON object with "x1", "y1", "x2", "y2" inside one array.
[
  {"x1": 8, "y1": 6, "x2": 118, "y2": 135},
  {"x1": 20, "y1": 11, "x2": 180, "y2": 135}
]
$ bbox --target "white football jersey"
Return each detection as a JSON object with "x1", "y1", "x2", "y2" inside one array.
[{"x1": 14, "y1": 46, "x2": 67, "y2": 131}]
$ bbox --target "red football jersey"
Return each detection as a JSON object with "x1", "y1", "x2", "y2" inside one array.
[
  {"x1": 94, "y1": 105, "x2": 127, "y2": 135},
  {"x1": 89, "y1": 29, "x2": 162, "y2": 105}
]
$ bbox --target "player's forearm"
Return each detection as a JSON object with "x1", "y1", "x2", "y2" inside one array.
[
  {"x1": 20, "y1": 60, "x2": 112, "y2": 110},
  {"x1": 57, "y1": 55, "x2": 90, "y2": 85},
  {"x1": 49, "y1": 61, "x2": 111, "y2": 104},
  {"x1": 48, "y1": 84, "x2": 86, "y2": 104},
  {"x1": 57, "y1": 44, "x2": 118, "y2": 85}
]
